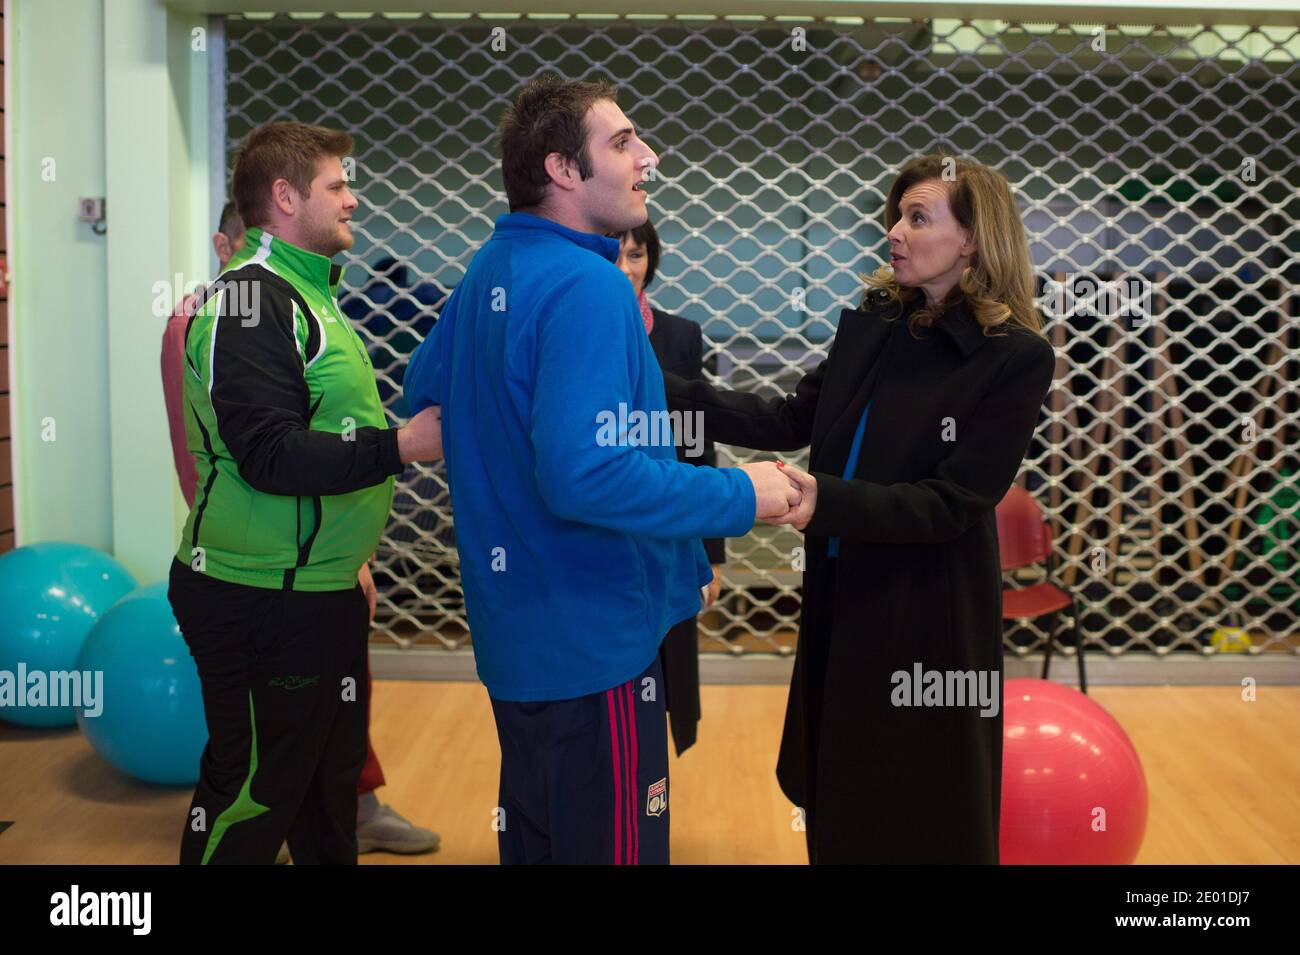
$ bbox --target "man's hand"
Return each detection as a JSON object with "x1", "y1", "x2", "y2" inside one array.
[
  {"x1": 704, "y1": 564, "x2": 723, "y2": 608},
  {"x1": 738, "y1": 461, "x2": 802, "y2": 521},
  {"x1": 358, "y1": 561, "x2": 377, "y2": 622},
  {"x1": 397, "y1": 405, "x2": 443, "y2": 464},
  {"x1": 764, "y1": 462, "x2": 817, "y2": 531}
]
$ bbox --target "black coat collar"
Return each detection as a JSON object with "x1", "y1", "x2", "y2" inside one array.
[
  {"x1": 858, "y1": 289, "x2": 990, "y2": 359},
  {"x1": 932, "y1": 298, "x2": 990, "y2": 359}
]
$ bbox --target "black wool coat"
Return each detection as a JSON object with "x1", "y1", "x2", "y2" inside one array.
[
  {"x1": 648, "y1": 308, "x2": 725, "y2": 756},
  {"x1": 665, "y1": 291, "x2": 1055, "y2": 863}
]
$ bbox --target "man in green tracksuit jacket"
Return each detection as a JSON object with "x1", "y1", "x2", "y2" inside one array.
[{"x1": 168, "y1": 121, "x2": 442, "y2": 865}]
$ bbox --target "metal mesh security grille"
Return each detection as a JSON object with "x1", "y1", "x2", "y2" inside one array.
[{"x1": 225, "y1": 13, "x2": 1300, "y2": 659}]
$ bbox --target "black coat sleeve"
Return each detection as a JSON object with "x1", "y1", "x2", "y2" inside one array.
[
  {"x1": 209, "y1": 277, "x2": 404, "y2": 497},
  {"x1": 663, "y1": 356, "x2": 824, "y2": 453},
  {"x1": 683, "y1": 326, "x2": 727, "y2": 565},
  {"x1": 803, "y1": 332, "x2": 1055, "y2": 545}
]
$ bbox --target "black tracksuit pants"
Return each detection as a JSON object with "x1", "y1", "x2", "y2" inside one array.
[{"x1": 168, "y1": 558, "x2": 370, "y2": 865}]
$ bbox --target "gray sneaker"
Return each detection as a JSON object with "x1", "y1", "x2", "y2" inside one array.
[{"x1": 356, "y1": 803, "x2": 441, "y2": 855}]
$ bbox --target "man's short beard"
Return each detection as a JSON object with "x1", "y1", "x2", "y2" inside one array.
[{"x1": 304, "y1": 215, "x2": 350, "y2": 257}]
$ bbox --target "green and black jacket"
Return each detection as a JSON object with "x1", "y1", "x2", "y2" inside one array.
[{"x1": 176, "y1": 227, "x2": 402, "y2": 591}]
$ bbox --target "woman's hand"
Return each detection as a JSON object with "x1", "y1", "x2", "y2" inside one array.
[{"x1": 765, "y1": 462, "x2": 817, "y2": 531}]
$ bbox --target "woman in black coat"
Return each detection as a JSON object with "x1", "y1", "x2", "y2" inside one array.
[
  {"x1": 664, "y1": 156, "x2": 1056, "y2": 863},
  {"x1": 613, "y1": 218, "x2": 725, "y2": 756}
]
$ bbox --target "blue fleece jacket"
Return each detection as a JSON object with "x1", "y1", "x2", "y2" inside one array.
[{"x1": 404, "y1": 212, "x2": 756, "y2": 701}]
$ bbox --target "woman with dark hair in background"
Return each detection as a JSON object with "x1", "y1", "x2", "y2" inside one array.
[{"x1": 612, "y1": 218, "x2": 724, "y2": 756}]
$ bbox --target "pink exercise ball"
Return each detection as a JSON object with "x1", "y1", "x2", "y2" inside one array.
[{"x1": 1001, "y1": 678, "x2": 1148, "y2": 864}]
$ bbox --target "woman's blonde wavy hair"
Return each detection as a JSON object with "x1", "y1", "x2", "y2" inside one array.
[{"x1": 861, "y1": 154, "x2": 1043, "y2": 338}]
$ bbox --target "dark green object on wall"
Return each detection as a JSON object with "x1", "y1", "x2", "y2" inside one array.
[{"x1": 1226, "y1": 467, "x2": 1298, "y2": 605}]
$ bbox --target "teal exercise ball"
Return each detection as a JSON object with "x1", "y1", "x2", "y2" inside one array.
[
  {"x1": 0, "y1": 542, "x2": 137, "y2": 727},
  {"x1": 75, "y1": 583, "x2": 208, "y2": 785}
]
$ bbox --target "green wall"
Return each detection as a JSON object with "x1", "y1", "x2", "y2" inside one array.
[
  {"x1": 9, "y1": 0, "x2": 112, "y2": 553},
  {"x1": 10, "y1": 0, "x2": 207, "y2": 582}
]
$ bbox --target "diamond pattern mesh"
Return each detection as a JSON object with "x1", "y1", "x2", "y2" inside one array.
[{"x1": 225, "y1": 13, "x2": 1300, "y2": 658}]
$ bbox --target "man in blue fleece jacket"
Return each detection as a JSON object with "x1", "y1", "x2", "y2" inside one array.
[{"x1": 403, "y1": 75, "x2": 800, "y2": 864}]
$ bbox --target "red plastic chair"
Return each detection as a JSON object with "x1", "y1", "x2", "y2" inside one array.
[{"x1": 996, "y1": 484, "x2": 1087, "y2": 693}]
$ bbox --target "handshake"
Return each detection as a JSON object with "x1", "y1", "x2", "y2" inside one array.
[
  {"x1": 738, "y1": 461, "x2": 817, "y2": 531},
  {"x1": 397, "y1": 407, "x2": 818, "y2": 531}
]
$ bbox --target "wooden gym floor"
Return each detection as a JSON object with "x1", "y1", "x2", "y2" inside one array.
[{"x1": 1, "y1": 683, "x2": 1297, "y2": 864}]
